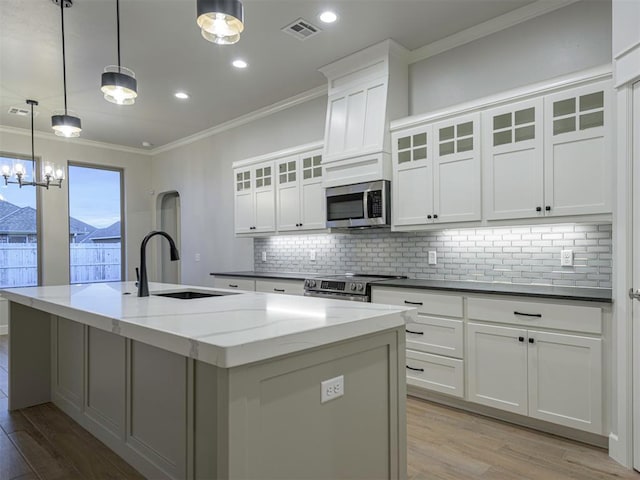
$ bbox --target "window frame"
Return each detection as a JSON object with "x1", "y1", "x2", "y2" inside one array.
[{"x1": 67, "y1": 162, "x2": 125, "y2": 284}]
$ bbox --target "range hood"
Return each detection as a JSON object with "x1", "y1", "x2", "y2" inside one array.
[{"x1": 319, "y1": 40, "x2": 409, "y2": 188}]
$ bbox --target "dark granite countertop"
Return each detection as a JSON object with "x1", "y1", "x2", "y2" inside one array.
[
  {"x1": 210, "y1": 272, "x2": 612, "y2": 303},
  {"x1": 210, "y1": 271, "x2": 316, "y2": 281},
  {"x1": 370, "y1": 279, "x2": 612, "y2": 303}
]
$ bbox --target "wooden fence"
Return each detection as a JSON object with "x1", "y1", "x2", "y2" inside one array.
[{"x1": 0, "y1": 244, "x2": 121, "y2": 288}]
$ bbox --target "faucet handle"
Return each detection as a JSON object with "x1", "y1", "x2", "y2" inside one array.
[{"x1": 135, "y1": 267, "x2": 139, "y2": 287}]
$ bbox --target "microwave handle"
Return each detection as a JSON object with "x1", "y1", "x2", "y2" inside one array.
[{"x1": 363, "y1": 191, "x2": 369, "y2": 218}]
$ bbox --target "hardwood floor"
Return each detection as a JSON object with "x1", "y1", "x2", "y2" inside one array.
[{"x1": 0, "y1": 335, "x2": 638, "y2": 480}]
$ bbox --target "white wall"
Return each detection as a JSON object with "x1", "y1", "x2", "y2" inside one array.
[
  {"x1": 150, "y1": 95, "x2": 327, "y2": 286},
  {"x1": 409, "y1": 0, "x2": 612, "y2": 114},
  {"x1": 0, "y1": 129, "x2": 153, "y2": 286}
]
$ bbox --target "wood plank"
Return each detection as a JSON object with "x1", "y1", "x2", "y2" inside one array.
[
  {"x1": 0, "y1": 430, "x2": 33, "y2": 480},
  {"x1": 21, "y1": 404, "x2": 143, "y2": 480},
  {"x1": 0, "y1": 397, "x2": 33, "y2": 436},
  {"x1": 9, "y1": 429, "x2": 83, "y2": 480}
]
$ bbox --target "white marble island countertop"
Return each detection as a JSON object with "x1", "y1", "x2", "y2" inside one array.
[{"x1": 1, "y1": 282, "x2": 416, "y2": 368}]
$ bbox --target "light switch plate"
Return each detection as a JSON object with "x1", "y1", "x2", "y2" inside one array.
[
  {"x1": 560, "y1": 249, "x2": 573, "y2": 266},
  {"x1": 428, "y1": 251, "x2": 437, "y2": 265},
  {"x1": 321, "y1": 375, "x2": 344, "y2": 403}
]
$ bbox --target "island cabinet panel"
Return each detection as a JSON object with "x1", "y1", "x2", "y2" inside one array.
[
  {"x1": 129, "y1": 340, "x2": 188, "y2": 480},
  {"x1": 54, "y1": 317, "x2": 84, "y2": 412},
  {"x1": 224, "y1": 329, "x2": 405, "y2": 480},
  {"x1": 85, "y1": 327, "x2": 126, "y2": 440}
]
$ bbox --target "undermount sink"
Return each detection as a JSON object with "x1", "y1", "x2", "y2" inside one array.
[{"x1": 153, "y1": 290, "x2": 237, "y2": 300}]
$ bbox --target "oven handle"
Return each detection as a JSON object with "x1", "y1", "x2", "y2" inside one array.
[{"x1": 303, "y1": 291, "x2": 369, "y2": 302}]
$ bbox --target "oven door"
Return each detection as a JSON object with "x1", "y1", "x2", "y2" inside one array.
[{"x1": 303, "y1": 291, "x2": 370, "y2": 302}]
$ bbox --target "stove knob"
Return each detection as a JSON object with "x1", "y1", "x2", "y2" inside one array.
[
  {"x1": 308, "y1": 280, "x2": 316, "y2": 288},
  {"x1": 350, "y1": 283, "x2": 357, "y2": 291},
  {"x1": 357, "y1": 283, "x2": 364, "y2": 291}
]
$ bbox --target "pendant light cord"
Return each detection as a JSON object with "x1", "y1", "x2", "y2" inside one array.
[
  {"x1": 60, "y1": 0, "x2": 68, "y2": 115},
  {"x1": 30, "y1": 102, "x2": 35, "y2": 168},
  {"x1": 116, "y1": 0, "x2": 121, "y2": 72}
]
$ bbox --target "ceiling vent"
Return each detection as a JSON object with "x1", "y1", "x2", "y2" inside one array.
[
  {"x1": 8, "y1": 106, "x2": 35, "y2": 117},
  {"x1": 282, "y1": 18, "x2": 321, "y2": 40}
]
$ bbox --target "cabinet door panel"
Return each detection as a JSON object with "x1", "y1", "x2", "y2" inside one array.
[
  {"x1": 301, "y1": 181, "x2": 325, "y2": 230},
  {"x1": 346, "y1": 90, "x2": 367, "y2": 151},
  {"x1": 528, "y1": 330, "x2": 602, "y2": 433},
  {"x1": 406, "y1": 350, "x2": 464, "y2": 398},
  {"x1": 544, "y1": 81, "x2": 612, "y2": 216},
  {"x1": 254, "y1": 189, "x2": 275, "y2": 232},
  {"x1": 362, "y1": 82, "x2": 387, "y2": 149},
  {"x1": 483, "y1": 98, "x2": 544, "y2": 220},
  {"x1": 406, "y1": 316, "x2": 463, "y2": 358},
  {"x1": 55, "y1": 317, "x2": 84, "y2": 410},
  {"x1": 467, "y1": 322, "x2": 528, "y2": 414},
  {"x1": 394, "y1": 165, "x2": 432, "y2": 226},
  {"x1": 326, "y1": 96, "x2": 347, "y2": 156},
  {"x1": 234, "y1": 192, "x2": 253, "y2": 233},
  {"x1": 277, "y1": 184, "x2": 300, "y2": 232}
]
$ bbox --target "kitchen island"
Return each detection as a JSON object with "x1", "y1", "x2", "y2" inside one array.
[{"x1": 2, "y1": 282, "x2": 415, "y2": 480}]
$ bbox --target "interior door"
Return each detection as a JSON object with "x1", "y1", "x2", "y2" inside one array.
[{"x1": 632, "y1": 80, "x2": 640, "y2": 473}]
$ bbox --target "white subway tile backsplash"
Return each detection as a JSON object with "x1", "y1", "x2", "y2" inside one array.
[{"x1": 253, "y1": 224, "x2": 612, "y2": 288}]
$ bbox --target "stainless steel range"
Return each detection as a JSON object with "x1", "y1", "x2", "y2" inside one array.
[{"x1": 303, "y1": 274, "x2": 406, "y2": 302}]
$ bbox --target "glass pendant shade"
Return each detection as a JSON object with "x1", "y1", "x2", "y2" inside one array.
[
  {"x1": 197, "y1": 0, "x2": 244, "y2": 45},
  {"x1": 51, "y1": 113, "x2": 82, "y2": 138},
  {"x1": 101, "y1": 66, "x2": 138, "y2": 105}
]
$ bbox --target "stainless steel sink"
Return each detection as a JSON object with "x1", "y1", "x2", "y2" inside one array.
[{"x1": 153, "y1": 290, "x2": 238, "y2": 300}]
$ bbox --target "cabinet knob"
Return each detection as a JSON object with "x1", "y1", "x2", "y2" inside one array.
[
  {"x1": 433, "y1": 214, "x2": 438, "y2": 219},
  {"x1": 427, "y1": 215, "x2": 432, "y2": 219},
  {"x1": 518, "y1": 336, "x2": 525, "y2": 342},
  {"x1": 529, "y1": 338, "x2": 535, "y2": 344},
  {"x1": 536, "y1": 206, "x2": 542, "y2": 212},
  {"x1": 545, "y1": 206, "x2": 551, "y2": 211}
]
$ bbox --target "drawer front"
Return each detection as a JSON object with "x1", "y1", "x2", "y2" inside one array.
[
  {"x1": 406, "y1": 316, "x2": 463, "y2": 359},
  {"x1": 467, "y1": 296, "x2": 601, "y2": 334},
  {"x1": 372, "y1": 287, "x2": 463, "y2": 318},
  {"x1": 255, "y1": 279, "x2": 304, "y2": 296},
  {"x1": 213, "y1": 277, "x2": 256, "y2": 292},
  {"x1": 405, "y1": 350, "x2": 464, "y2": 398}
]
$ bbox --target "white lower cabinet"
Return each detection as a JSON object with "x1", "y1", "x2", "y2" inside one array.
[
  {"x1": 467, "y1": 299, "x2": 604, "y2": 435},
  {"x1": 212, "y1": 276, "x2": 256, "y2": 291},
  {"x1": 371, "y1": 287, "x2": 465, "y2": 398},
  {"x1": 255, "y1": 278, "x2": 304, "y2": 296}
]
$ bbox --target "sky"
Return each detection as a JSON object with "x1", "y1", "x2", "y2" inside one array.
[{"x1": 0, "y1": 158, "x2": 121, "y2": 229}]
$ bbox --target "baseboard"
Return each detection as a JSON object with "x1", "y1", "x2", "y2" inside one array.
[
  {"x1": 0, "y1": 326, "x2": 7, "y2": 335},
  {"x1": 608, "y1": 433, "x2": 633, "y2": 469}
]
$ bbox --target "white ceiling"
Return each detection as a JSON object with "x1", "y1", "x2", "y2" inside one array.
[{"x1": 0, "y1": 0, "x2": 540, "y2": 150}]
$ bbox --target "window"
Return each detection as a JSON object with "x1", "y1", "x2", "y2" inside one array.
[
  {"x1": 0, "y1": 154, "x2": 39, "y2": 288},
  {"x1": 68, "y1": 164, "x2": 123, "y2": 284}
]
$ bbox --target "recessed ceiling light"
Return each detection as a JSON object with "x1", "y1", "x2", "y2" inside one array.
[
  {"x1": 232, "y1": 59, "x2": 248, "y2": 69},
  {"x1": 319, "y1": 11, "x2": 337, "y2": 23},
  {"x1": 175, "y1": 92, "x2": 190, "y2": 100}
]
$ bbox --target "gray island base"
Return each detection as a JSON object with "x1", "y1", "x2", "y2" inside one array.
[{"x1": 4, "y1": 282, "x2": 414, "y2": 479}]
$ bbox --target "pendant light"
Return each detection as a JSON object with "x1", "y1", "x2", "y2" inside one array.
[
  {"x1": 101, "y1": 0, "x2": 138, "y2": 105},
  {"x1": 2, "y1": 100, "x2": 64, "y2": 189},
  {"x1": 51, "y1": 0, "x2": 82, "y2": 138},
  {"x1": 196, "y1": 0, "x2": 244, "y2": 45}
]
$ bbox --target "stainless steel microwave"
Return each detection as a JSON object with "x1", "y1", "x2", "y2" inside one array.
[{"x1": 325, "y1": 180, "x2": 390, "y2": 228}]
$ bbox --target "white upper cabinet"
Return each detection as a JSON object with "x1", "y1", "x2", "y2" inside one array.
[
  {"x1": 543, "y1": 80, "x2": 612, "y2": 217},
  {"x1": 483, "y1": 98, "x2": 544, "y2": 220},
  {"x1": 277, "y1": 149, "x2": 325, "y2": 232},
  {"x1": 433, "y1": 113, "x2": 482, "y2": 224},
  {"x1": 234, "y1": 162, "x2": 276, "y2": 235},
  {"x1": 392, "y1": 125, "x2": 433, "y2": 226}
]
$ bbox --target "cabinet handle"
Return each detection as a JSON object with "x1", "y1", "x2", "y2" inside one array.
[
  {"x1": 514, "y1": 311, "x2": 542, "y2": 318},
  {"x1": 427, "y1": 215, "x2": 432, "y2": 219},
  {"x1": 273, "y1": 288, "x2": 285, "y2": 292},
  {"x1": 536, "y1": 206, "x2": 542, "y2": 212},
  {"x1": 228, "y1": 284, "x2": 238, "y2": 288},
  {"x1": 529, "y1": 338, "x2": 535, "y2": 344},
  {"x1": 545, "y1": 206, "x2": 551, "y2": 211},
  {"x1": 433, "y1": 214, "x2": 438, "y2": 219},
  {"x1": 406, "y1": 365, "x2": 425, "y2": 372},
  {"x1": 404, "y1": 300, "x2": 423, "y2": 306},
  {"x1": 405, "y1": 329, "x2": 424, "y2": 335},
  {"x1": 518, "y1": 336, "x2": 525, "y2": 342}
]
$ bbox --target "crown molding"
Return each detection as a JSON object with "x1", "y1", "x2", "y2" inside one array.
[
  {"x1": 151, "y1": 85, "x2": 327, "y2": 156},
  {"x1": 0, "y1": 125, "x2": 151, "y2": 156},
  {"x1": 408, "y1": 0, "x2": 581, "y2": 64},
  {"x1": 232, "y1": 141, "x2": 324, "y2": 168}
]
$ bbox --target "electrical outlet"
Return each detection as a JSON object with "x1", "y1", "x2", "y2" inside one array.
[
  {"x1": 560, "y1": 249, "x2": 573, "y2": 266},
  {"x1": 310, "y1": 250, "x2": 316, "y2": 262},
  {"x1": 321, "y1": 375, "x2": 344, "y2": 403},
  {"x1": 428, "y1": 251, "x2": 437, "y2": 265},
  {"x1": 194, "y1": 253, "x2": 201, "y2": 262},
  {"x1": 262, "y1": 251, "x2": 267, "y2": 262}
]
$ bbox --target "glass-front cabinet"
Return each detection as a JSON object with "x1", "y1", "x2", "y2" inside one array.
[{"x1": 234, "y1": 162, "x2": 275, "y2": 234}]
